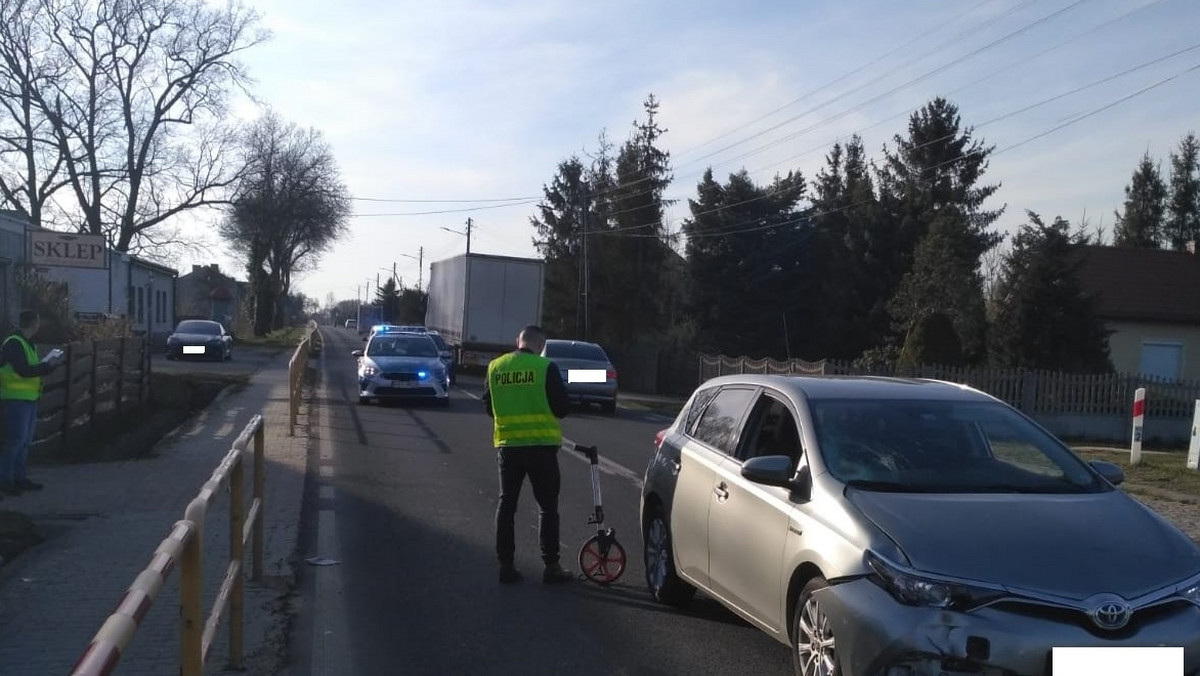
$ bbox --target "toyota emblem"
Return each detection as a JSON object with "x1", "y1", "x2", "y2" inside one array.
[{"x1": 1087, "y1": 595, "x2": 1133, "y2": 630}]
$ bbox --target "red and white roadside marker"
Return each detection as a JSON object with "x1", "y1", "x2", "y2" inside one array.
[{"x1": 1131, "y1": 387, "x2": 1146, "y2": 466}]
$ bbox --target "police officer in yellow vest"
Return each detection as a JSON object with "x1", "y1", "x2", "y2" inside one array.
[
  {"x1": 482, "y1": 325, "x2": 572, "y2": 584},
  {"x1": 0, "y1": 310, "x2": 61, "y2": 498}
]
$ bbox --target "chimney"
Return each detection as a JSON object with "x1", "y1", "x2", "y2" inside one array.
[{"x1": 192, "y1": 265, "x2": 202, "y2": 273}]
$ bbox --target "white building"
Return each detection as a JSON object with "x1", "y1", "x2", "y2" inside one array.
[{"x1": 0, "y1": 210, "x2": 177, "y2": 343}]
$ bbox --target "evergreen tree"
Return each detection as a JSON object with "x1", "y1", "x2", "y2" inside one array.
[
  {"x1": 1113, "y1": 152, "x2": 1167, "y2": 248},
  {"x1": 809, "y1": 135, "x2": 889, "y2": 359},
  {"x1": 888, "y1": 210, "x2": 990, "y2": 363},
  {"x1": 898, "y1": 312, "x2": 963, "y2": 369},
  {"x1": 374, "y1": 278, "x2": 401, "y2": 323},
  {"x1": 530, "y1": 157, "x2": 588, "y2": 338},
  {"x1": 1166, "y1": 132, "x2": 1200, "y2": 252},
  {"x1": 606, "y1": 94, "x2": 676, "y2": 346},
  {"x1": 397, "y1": 286, "x2": 427, "y2": 325},
  {"x1": 683, "y1": 168, "x2": 807, "y2": 358},
  {"x1": 988, "y1": 211, "x2": 1111, "y2": 372},
  {"x1": 875, "y1": 97, "x2": 1003, "y2": 359}
]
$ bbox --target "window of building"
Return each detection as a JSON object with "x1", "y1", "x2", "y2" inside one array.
[{"x1": 137, "y1": 287, "x2": 144, "y2": 323}]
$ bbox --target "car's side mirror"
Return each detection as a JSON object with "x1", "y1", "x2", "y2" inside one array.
[
  {"x1": 351, "y1": 350, "x2": 363, "y2": 358},
  {"x1": 741, "y1": 455, "x2": 813, "y2": 500},
  {"x1": 1090, "y1": 459, "x2": 1125, "y2": 486}
]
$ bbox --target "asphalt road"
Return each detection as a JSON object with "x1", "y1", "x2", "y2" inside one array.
[{"x1": 290, "y1": 328, "x2": 794, "y2": 676}]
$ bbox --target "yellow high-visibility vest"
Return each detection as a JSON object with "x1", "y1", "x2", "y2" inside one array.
[
  {"x1": 487, "y1": 351, "x2": 562, "y2": 448},
  {"x1": 0, "y1": 334, "x2": 42, "y2": 401}
]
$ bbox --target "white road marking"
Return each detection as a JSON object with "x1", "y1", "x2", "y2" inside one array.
[
  {"x1": 460, "y1": 388, "x2": 481, "y2": 400},
  {"x1": 311, "y1": 509, "x2": 349, "y2": 676},
  {"x1": 311, "y1": 344, "x2": 349, "y2": 676},
  {"x1": 562, "y1": 437, "x2": 644, "y2": 489}
]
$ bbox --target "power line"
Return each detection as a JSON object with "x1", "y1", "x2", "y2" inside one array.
[
  {"x1": 350, "y1": 195, "x2": 537, "y2": 203},
  {"x1": 674, "y1": 0, "x2": 1006, "y2": 160},
  {"x1": 523, "y1": 0, "x2": 1114, "y2": 223},
  {"x1": 589, "y1": 56, "x2": 1200, "y2": 243},
  {"x1": 351, "y1": 199, "x2": 539, "y2": 217},
  {"x1": 694, "y1": 0, "x2": 1095, "y2": 174},
  {"x1": 677, "y1": 0, "x2": 1047, "y2": 170},
  {"x1": 567, "y1": 20, "x2": 1196, "y2": 238}
]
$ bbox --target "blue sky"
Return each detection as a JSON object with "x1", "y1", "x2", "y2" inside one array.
[{"x1": 186, "y1": 0, "x2": 1200, "y2": 304}]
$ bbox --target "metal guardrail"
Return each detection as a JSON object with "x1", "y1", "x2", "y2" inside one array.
[
  {"x1": 289, "y1": 322, "x2": 319, "y2": 436},
  {"x1": 70, "y1": 415, "x2": 267, "y2": 676}
]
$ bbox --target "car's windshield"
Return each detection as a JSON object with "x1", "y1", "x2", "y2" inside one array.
[
  {"x1": 428, "y1": 334, "x2": 448, "y2": 350},
  {"x1": 367, "y1": 335, "x2": 438, "y2": 358},
  {"x1": 176, "y1": 321, "x2": 220, "y2": 335},
  {"x1": 809, "y1": 398, "x2": 1105, "y2": 494},
  {"x1": 544, "y1": 342, "x2": 607, "y2": 361}
]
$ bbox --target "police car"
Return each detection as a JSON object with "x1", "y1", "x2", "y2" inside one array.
[{"x1": 351, "y1": 328, "x2": 450, "y2": 407}]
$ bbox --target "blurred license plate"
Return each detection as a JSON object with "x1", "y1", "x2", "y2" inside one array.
[
  {"x1": 392, "y1": 380, "x2": 416, "y2": 388},
  {"x1": 184, "y1": 346, "x2": 204, "y2": 354}
]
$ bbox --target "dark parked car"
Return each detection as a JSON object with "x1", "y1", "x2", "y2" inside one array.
[
  {"x1": 640, "y1": 374, "x2": 1200, "y2": 675},
  {"x1": 541, "y1": 339, "x2": 617, "y2": 414},
  {"x1": 165, "y1": 319, "x2": 233, "y2": 361}
]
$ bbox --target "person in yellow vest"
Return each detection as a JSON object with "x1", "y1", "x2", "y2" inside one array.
[
  {"x1": 0, "y1": 310, "x2": 62, "y2": 498},
  {"x1": 482, "y1": 325, "x2": 572, "y2": 584}
]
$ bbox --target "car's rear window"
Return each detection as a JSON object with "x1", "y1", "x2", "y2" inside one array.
[
  {"x1": 544, "y1": 342, "x2": 607, "y2": 361},
  {"x1": 176, "y1": 320, "x2": 220, "y2": 335}
]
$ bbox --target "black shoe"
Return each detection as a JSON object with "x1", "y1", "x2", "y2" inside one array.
[
  {"x1": 0, "y1": 483, "x2": 20, "y2": 497},
  {"x1": 499, "y1": 565, "x2": 523, "y2": 584},
  {"x1": 542, "y1": 562, "x2": 573, "y2": 584},
  {"x1": 16, "y1": 479, "x2": 42, "y2": 491}
]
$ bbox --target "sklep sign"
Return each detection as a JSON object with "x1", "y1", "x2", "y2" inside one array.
[{"x1": 28, "y1": 231, "x2": 108, "y2": 269}]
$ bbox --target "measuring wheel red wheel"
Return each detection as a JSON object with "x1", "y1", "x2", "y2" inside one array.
[{"x1": 578, "y1": 530, "x2": 626, "y2": 584}]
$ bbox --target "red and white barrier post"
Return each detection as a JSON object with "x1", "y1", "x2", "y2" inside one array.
[
  {"x1": 1130, "y1": 387, "x2": 1146, "y2": 466},
  {"x1": 1187, "y1": 400, "x2": 1200, "y2": 471}
]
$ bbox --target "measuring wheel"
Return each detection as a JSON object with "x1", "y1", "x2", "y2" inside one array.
[
  {"x1": 571, "y1": 443, "x2": 627, "y2": 585},
  {"x1": 579, "y1": 528, "x2": 627, "y2": 584}
]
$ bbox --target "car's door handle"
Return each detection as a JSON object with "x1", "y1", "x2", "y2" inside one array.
[{"x1": 714, "y1": 482, "x2": 729, "y2": 501}]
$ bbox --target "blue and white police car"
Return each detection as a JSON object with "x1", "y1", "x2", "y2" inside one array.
[{"x1": 352, "y1": 328, "x2": 450, "y2": 407}]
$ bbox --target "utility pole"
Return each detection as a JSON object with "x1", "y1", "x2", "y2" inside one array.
[
  {"x1": 465, "y1": 218, "x2": 473, "y2": 255},
  {"x1": 581, "y1": 183, "x2": 589, "y2": 341},
  {"x1": 418, "y1": 247, "x2": 424, "y2": 289},
  {"x1": 392, "y1": 262, "x2": 398, "y2": 287}
]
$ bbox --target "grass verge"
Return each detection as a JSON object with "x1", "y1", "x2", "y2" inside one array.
[{"x1": 1074, "y1": 448, "x2": 1200, "y2": 497}]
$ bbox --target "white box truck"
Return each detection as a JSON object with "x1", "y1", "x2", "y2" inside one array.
[{"x1": 424, "y1": 253, "x2": 545, "y2": 370}]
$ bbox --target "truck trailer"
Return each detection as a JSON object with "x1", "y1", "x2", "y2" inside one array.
[{"x1": 424, "y1": 253, "x2": 545, "y2": 371}]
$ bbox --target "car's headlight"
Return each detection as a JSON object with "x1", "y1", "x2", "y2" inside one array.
[
  {"x1": 866, "y1": 551, "x2": 1004, "y2": 611},
  {"x1": 361, "y1": 365, "x2": 378, "y2": 377},
  {"x1": 1176, "y1": 578, "x2": 1200, "y2": 607}
]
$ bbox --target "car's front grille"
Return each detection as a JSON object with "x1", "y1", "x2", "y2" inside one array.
[
  {"x1": 991, "y1": 598, "x2": 1189, "y2": 638},
  {"x1": 382, "y1": 372, "x2": 418, "y2": 381}
]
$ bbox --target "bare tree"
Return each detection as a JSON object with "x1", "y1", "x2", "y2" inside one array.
[
  {"x1": 221, "y1": 111, "x2": 350, "y2": 335},
  {"x1": 0, "y1": 0, "x2": 70, "y2": 225},
  {"x1": 0, "y1": 0, "x2": 268, "y2": 255}
]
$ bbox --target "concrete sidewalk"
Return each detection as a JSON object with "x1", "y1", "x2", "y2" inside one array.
[{"x1": 0, "y1": 349, "x2": 311, "y2": 674}]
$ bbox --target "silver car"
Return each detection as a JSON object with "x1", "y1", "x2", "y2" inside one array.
[
  {"x1": 541, "y1": 339, "x2": 617, "y2": 415},
  {"x1": 352, "y1": 333, "x2": 449, "y2": 407},
  {"x1": 639, "y1": 375, "x2": 1200, "y2": 676}
]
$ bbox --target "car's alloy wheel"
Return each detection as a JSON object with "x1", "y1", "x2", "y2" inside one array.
[
  {"x1": 642, "y1": 507, "x2": 695, "y2": 606},
  {"x1": 794, "y1": 576, "x2": 838, "y2": 676}
]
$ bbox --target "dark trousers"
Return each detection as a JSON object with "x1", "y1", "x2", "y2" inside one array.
[{"x1": 495, "y1": 445, "x2": 561, "y2": 566}]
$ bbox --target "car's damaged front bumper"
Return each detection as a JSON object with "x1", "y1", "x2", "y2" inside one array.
[{"x1": 817, "y1": 577, "x2": 1200, "y2": 676}]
